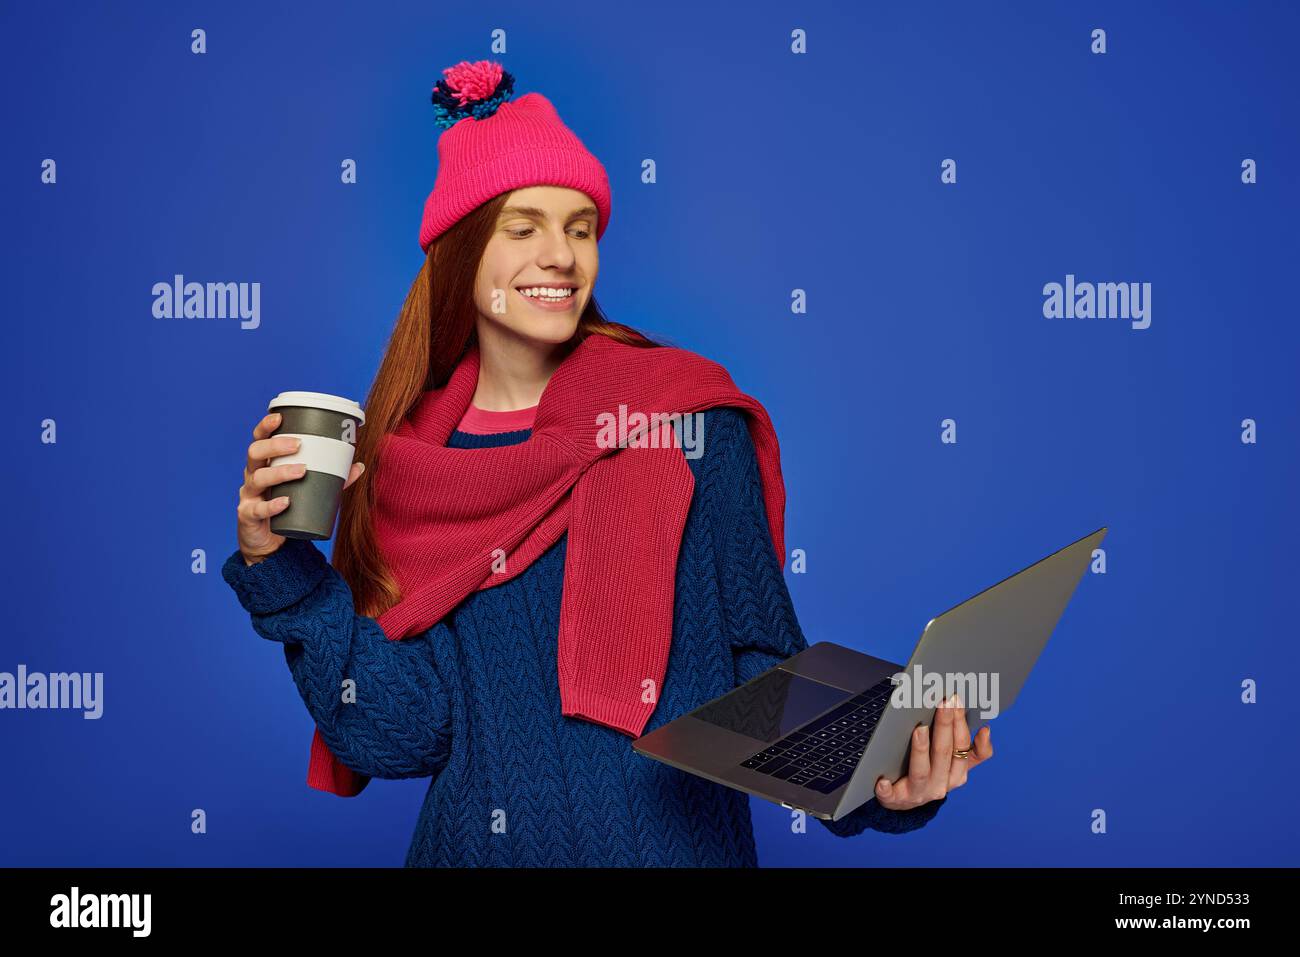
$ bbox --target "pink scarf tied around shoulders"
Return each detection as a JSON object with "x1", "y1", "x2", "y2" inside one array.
[{"x1": 307, "y1": 333, "x2": 789, "y2": 796}]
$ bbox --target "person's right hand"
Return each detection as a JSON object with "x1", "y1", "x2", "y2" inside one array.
[{"x1": 237, "y1": 411, "x2": 365, "y2": 566}]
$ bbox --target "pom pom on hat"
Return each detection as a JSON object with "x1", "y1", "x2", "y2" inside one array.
[
  {"x1": 430, "y1": 60, "x2": 516, "y2": 130},
  {"x1": 419, "y1": 59, "x2": 612, "y2": 251}
]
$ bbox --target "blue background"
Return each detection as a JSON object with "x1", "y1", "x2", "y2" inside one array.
[{"x1": 3, "y1": 0, "x2": 1296, "y2": 866}]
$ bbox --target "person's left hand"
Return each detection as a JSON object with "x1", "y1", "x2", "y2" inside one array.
[{"x1": 874, "y1": 693, "x2": 993, "y2": 810}]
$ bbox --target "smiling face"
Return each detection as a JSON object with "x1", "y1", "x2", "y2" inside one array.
[{"x1": 473, "y1": 185, "x2": 599, "y2": 347}]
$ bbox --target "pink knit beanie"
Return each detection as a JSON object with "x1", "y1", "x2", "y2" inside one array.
[{"x1": 419, "y1": 60, "x2": 612, "y2": 252}]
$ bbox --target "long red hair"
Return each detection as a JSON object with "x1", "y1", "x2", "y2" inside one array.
[{"x1": 333, "y1": 191, "x2": 667, "y2": 617}]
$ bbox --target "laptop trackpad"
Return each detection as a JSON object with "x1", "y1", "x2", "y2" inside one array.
[{"x1": 692, "y1": 668, "x2": 849, "y2": 743}]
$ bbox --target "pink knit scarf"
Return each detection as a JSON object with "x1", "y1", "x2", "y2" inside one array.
[{"x1": 307, "y1": 333, "x2": 788, "y2": 795}]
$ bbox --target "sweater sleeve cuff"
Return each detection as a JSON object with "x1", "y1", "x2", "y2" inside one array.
[
  {"x1": 821, "y1": 794, "x2": 947, "y2": 837},
  {"x1": 220, "y1": 537, "x2": 331, "y2": 615}
]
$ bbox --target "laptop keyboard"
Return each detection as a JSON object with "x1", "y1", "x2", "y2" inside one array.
[{"x1": 738, "y1": 676, "x2": 896, "y2": 794}]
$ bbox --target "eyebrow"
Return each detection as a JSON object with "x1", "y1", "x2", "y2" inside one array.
[{"x1": 498, "y1": 205, "x2": 598, "y2": 223}]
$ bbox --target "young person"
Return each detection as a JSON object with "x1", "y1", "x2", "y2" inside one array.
[{"x1": 223, "y1": 61, "x2": 991, "y2": 867}]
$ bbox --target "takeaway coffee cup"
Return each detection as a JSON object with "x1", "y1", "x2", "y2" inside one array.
[{"x1": 265, "y1": 391, "x2": 366, "y2": 541}]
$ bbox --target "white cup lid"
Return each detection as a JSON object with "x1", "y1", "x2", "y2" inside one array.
[{"x1": 268, "y1": 391, "x2": 365, "y2": 425}]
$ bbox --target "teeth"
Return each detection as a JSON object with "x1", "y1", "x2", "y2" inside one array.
[{"x1": 520, "y1": 287, "x2": 574, "y2": 299}]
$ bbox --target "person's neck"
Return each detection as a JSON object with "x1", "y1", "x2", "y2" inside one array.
[{"x1": 470, "y1": 325, "x2": 569, "y2": 412}]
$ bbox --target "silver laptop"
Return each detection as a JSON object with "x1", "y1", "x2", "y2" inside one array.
[{"x1": 632, "y1": 527, "x2": 1107, "y2": 821}]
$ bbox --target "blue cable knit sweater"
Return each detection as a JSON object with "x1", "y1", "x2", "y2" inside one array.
[{"x1": 222, "y1": 407, "x2": 944, "y2": 866}]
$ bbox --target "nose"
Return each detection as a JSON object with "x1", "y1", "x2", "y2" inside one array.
[{"x1": 535, "y1": 225, "x2": 578, "y2": 271}]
